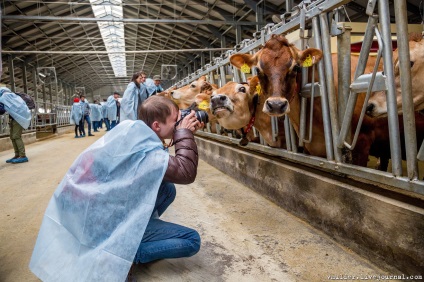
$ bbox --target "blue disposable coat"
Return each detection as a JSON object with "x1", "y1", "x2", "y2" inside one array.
[
  {"x1": 101, "y1": 102, "x2": 108, "y2": 119},
  {"x1": 70, "y1": 102, "x2": 83, "y2": 125},
  {"x1": 106, "y1": 95, "x2": 118, "y2": 121},
  {"x1": 90, "y1": 104, "x2": 102, "y2": 122},
  {"x1": 120, "y1": 82, "x2": 148, "y2": 122},
  {"x1": 29, "y1": 120, "x2": 169, "y2": 282},
  {"x1": 0, "y1": 87, "x2": 31, "y2": 129},
  {"x1": 145, "y1": 78, "x2": 164, "y2": 96}
]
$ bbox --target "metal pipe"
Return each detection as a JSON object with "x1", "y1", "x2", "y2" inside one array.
[
  {"x1": 298, "y1": 5, "x2": 308, "y2": 147},
  {"x1": 284, "y1": 116, "x2": 292, "y2": 151},
  {"x1": 289, "y1": 118, "x2": 298, "y2": 153},
  {"x1": 337, "y1": 25, "x2": 351, "y2": 132},
  {"x1": 394, "y1": 0, "x2": 418, "y2": 180},
  {"x1": 319, "y1": 13, "x2": 342, "y2": 162},
  {"x1": 337, "y1": 15, "x2": 377, "y2": 149},
  {"x1": 271, "y1": 116, "x2": 278, "y2": 142},
  {"x1": 2, "y1": 48, "x2": 232, "y2": 55},
  {"x1": 312, "y1": 16, "x2": 334, "y2": 161},
  {"x1": 378, "y1": 0, "x2": 402, "y2": 176},
  {"x1": 2, "y1": 15, "x2": 256, "y2": 25}
]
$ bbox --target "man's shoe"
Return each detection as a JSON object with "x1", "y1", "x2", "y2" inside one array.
[
  {"x1": 6, "y1": 156, "x2": 19, "y2": 163},
  {"x1": 75, "y1": 135, "x2": 80, "y2": 138},
  {"x1": 11, "y1": 156, "x2": 28, "y2": 164},
  {"x1": 88, "y1": 134, "x2": 95, "y2": 136}
]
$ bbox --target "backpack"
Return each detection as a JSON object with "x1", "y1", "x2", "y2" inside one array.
[{"x1": 15, "y1": 92, "x2": 36, "y2": 110}]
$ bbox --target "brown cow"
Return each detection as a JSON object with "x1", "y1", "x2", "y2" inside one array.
[
  {"x1": 193, "y1": 92, "x2": 219, "y2": 134},
  {"x1": 209, "y1": 78, "x2": 286, "y2": 147},
  {"x1": 170, "y1": 76, "x2": 216, "y2": 109},
  {"x1": 367, "y1": 33, "x2": 424, "y2": 117},
  {"x1": 230, "y1": 34, "x2": 385, "y2": 167}
]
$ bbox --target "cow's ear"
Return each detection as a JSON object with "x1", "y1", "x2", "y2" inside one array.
[
  {"x1": 230, "y1": 53, "x2": 257, "y2": 69},
  {"x1": 297, "y1": 48, "x2": 323, "y2": 67}
]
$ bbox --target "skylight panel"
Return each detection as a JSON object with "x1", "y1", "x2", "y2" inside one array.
[{"x1": 90, "y1": 0, "x2": 126, "y2": 77}]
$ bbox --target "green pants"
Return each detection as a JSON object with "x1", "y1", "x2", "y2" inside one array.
[{"x1": 9, "y1": 119, "x2": 25, "y2": 157}]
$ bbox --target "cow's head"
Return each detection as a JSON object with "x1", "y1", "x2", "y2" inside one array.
[
  {"x1": 170, "y1": 76, "x2": 215, "y2": 109},
  {"x1": 210, "y1": 81, "x2": 252, "y2": 129},
  {"x1": 230, "y1": 34, "x2": 322, "y2": 117},
  {"x1": 367, "y1": 33, "x2": 424, "y2": 117}
]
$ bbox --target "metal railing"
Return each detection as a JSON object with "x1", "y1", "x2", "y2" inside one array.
[
  {"x1": 0, "y1": 102, "x2": 71, "y2": 136},
  {"x1": 172, "y1": 0, "x2": 424, "y2": 195}
]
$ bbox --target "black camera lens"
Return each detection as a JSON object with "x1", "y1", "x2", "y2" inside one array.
[
  {"x1": 178, "y1": 108, "x2": 209, "y2": 125},
  {"x1": 195, "y1": 110, "x2": 209, "y2": 124}
]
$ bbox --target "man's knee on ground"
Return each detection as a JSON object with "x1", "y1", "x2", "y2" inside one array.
[{"x1": 188, "y1": 229, "x2": 201, "y2": 257}]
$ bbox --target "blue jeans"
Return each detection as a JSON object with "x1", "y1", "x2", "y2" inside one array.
[
  {"x1": 133, "y1": 182, "x2": 201, "y2": 264},
  {"x1": 83, "y1": 115, "x2": 92, "y2": 134},
  {"x1": 110, "y1": 120, "x2": 117, "y2": 129},
  {"x1": 104, "y1": 118, "x2": 110, "y2": 130}
]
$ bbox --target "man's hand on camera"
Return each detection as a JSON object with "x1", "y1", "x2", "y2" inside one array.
[{"x1": 175, "y1": 110, "x2": 203, "y2": 133}]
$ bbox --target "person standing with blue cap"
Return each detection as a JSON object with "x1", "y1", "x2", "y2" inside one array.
[{"x1": 0, "y1": 86, "x2": 32, "y2": 164}]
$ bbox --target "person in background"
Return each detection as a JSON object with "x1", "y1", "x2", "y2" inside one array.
[
  {"x1": 80, "y1": 95, "x2": 94, "y2": 136},
  {"x1": 0, "y1": 86, "x2": 31, "y2": 163},
  {"x1": 70, "y1": 97, "x2": 83, "y2": 138},
  {"x1": 120, "y1": 72, "x2": 148, "y2": 122},
  {"x1": 29, "y1": 95, "x2": 203, "y2": 282},
  {"x1": 90, "y1": 100, "x2": 102, "y2": 132},
  {"x1": 101, "y1": 98, "x2": 110, "y2": 131},
  {"x1": 146, "y1": 75, "x2": 165, "y2": 96},
  {"x1": 106, "y1": 92, "x2": 120, "y2": 130}
]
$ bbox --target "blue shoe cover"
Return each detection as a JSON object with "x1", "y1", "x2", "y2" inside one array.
[{"x1": 11, "y1": 157, "x2": 29, "y2": 163}]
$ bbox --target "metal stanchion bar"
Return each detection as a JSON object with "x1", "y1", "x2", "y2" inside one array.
[
  {"x1": 312, "y1": 16, "x2": 334, "y2": 161},
  {"x1": 394, "y1": 0, "x2": 418, "y2": 180},
  {"x1": 319, "y1": 13, "x2": 342, "y2": 162},
  {"x1": 378, "y1": 0, "x2": 402, "y2": 176}
]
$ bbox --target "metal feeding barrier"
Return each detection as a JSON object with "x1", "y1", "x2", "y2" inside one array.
[{"x1": 172, "y1": 0, "x2": 424, "y2": 195}]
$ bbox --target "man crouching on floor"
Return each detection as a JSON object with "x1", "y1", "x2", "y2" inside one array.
[{"x1": 29, "y1": 95, "x2": 203, "y2": 282}]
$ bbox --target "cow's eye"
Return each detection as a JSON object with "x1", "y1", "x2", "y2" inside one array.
[
  {"x1": 190, "y1": 84, "x2": 196, "y2": 88},
  {"x1": 410, "y1": 61, "x2": 415, "y2": 68},
  {"x1": 239, "y1": 86, "x2": 246, "y2": 93}
]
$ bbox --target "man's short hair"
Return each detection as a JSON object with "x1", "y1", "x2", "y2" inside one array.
[
  {"x1": 80, "y1": 95, "x2": 85, "y2": 98},
  {"x1": 113, "y1": 92, "x2": 120, "y2": 96},
  {"x1": 139, "y1": 96, "x2": 178, "y2": 128}
]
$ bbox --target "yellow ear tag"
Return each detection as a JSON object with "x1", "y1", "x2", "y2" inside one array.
[
  {"x1": 256, "y1": 84, "x2": 262, "y2": 96},
  {"x1": 241, "y1": 63, "x2": 251, "y2": 74},
  {"x1": 198, "y1": 100, "x2": 210, "y2": 110},
  {"x1": 302, "y1": 54, "x2": 313, "y2": 67}
]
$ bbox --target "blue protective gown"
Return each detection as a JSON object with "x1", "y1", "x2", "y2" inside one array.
[
  {"x1": 29, "y1": 120, "x2": 169, "y2": 282},
  {"x1": 120, "y1": 82, "x2": 148, "y2": 122},
  {"x1": 90, "y1": 103, "x2": 102, "y2": 122},
  {"x1": 106, "y1": 95, "x2": 118, "y2": 121},
  {"x1": 145, "y1": 78, "x2": 164, "y2": 96},
  {"x1": 0, "y1": 87, "x2": 32, "y2": 129},
  {"x1": 70, "y1": 102, "x2": 83, "y2": 125}
]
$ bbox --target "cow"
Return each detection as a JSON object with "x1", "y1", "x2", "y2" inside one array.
[
  {"x1": 193, "y1": 92, "x2": 219, "y2": 134},
  {"x1": 170, "y1": 76, "x2": 216, "y2": 109},
  {"x1": 366, "y1": 33, "x2": 424, "y2": 117},
  {"x1": 229, "y1": 34, "x2": 388, "y2": 167},
  {"x1": 209, "y1": 78, "x2": 286, "y2": 148}
]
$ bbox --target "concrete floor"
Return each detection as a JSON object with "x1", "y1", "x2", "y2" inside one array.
[{"x1": 0, "y1": 129, "x2": 388, "y2": 281}]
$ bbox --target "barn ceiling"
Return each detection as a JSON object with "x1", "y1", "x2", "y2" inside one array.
[{"x1": 1, "y1": 0, "x2": 423, "y2": 97}]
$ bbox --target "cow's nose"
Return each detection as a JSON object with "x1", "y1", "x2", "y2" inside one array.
[
  {"x1": 266, "y1": 99, "x2": 288, "y2": 113},
  {"x1": 211, "y1": 95, "x2": 227, "y2": 105},
  {"x1": 366, "y1": 103, "x2": 375, "y2": 115}
]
